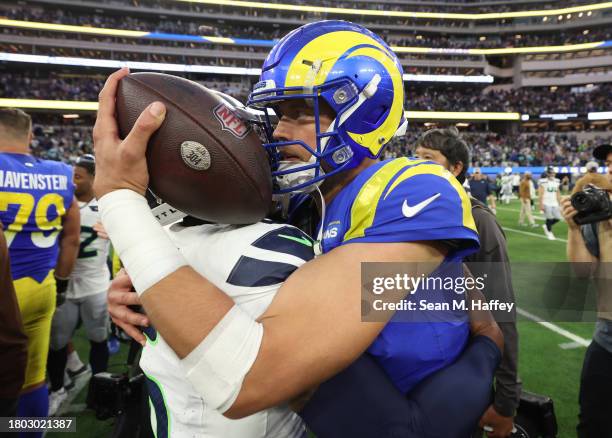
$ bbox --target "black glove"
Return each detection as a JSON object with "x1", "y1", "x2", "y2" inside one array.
[{"x1": 55, "y1": 276, "x2": 69, "y2": 306}]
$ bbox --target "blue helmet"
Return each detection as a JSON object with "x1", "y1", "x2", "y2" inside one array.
[{"x1": 247, "y1": 20, "x2": 407, "y2": 193}]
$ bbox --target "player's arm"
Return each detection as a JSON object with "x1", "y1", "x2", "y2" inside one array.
[
  {"x1": 55, "y1": 196, "x2": 80, "y2": 279},
  {"x1": 139, "y1": 240, "x2": 444, "y2": 418}
]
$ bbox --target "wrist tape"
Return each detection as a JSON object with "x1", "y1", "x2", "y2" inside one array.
[
  {"x1": 181, "y1": 305, "x2": 263, "y2": 413},
  {"x1": 98, "y1": 189, "x2": 187, "y2": 294}
]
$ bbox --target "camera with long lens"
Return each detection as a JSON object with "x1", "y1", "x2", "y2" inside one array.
[{"x1": 570, "y1": 184, "x2": 612, "y2": 225}]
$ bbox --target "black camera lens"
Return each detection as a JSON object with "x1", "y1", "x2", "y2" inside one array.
[{"x1": 571, "y1": 192, "x2": 595, "y2": 213}]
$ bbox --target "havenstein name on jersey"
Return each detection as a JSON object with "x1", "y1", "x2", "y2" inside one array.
[{"x1": 0, "y1": 170, "x2": 69, "y2": 191}]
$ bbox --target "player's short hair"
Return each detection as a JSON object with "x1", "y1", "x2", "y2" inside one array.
[
  {"x1": 0, "y1": 108, "x2": 32, "y2": 140},
  {"x1": 75, "y1": 154, "x2": 95, "y2": 175},
  {"x1": 416, "y1": 127, "x2": 471, "y2": 183}
]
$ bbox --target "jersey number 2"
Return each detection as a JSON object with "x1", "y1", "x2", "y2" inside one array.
[{"x1": 78, "y1": 226, "x2": 98, "y2": 259}]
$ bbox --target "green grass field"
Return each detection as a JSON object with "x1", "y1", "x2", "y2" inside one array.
[{"x1": 51, "y1": 198, "x2": 591, "y2": 438}]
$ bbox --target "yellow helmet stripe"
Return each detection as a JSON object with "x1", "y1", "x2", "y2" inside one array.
[
  {"x1": 384, "y1": 163, "x2": 477, "y2": 232},
  {"x1": 285, "y1": 30, "x2": 389, "y2": 89},
  {"x1": 343, "y1": 46, "x2": 404, "y2": 155},
  {"x1": 343, "y1": 158, "x2": 429, "y2": 242}
]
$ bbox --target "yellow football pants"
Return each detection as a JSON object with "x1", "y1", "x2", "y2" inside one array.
[{"x1": 13, "y1": 271, "x2": 56, "y2": 391}]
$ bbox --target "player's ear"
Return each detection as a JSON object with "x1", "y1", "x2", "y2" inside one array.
[{"x1": 450, "y1": 161, "x2": 464, "y2": 179}]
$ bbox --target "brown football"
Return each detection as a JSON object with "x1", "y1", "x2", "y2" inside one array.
[{"x1": 115, "y1": 72, "x2": 272, "y2": 224}]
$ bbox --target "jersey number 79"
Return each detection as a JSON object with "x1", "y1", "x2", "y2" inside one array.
[{"x1": 0, "y1": 191, "x2": 65, "y2": 248}]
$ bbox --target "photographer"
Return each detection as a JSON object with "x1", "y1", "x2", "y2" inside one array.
[{"x1": 561, "y1": 143, "x2": 612, "y2": 438}]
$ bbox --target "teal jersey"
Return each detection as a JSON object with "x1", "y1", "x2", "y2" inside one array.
[
  {"x1": 0, "y1": 153, "x2": 75, "y2": 281},
  {"x1": 320, "y1": 157, "x2": 479, "y2": 392}
]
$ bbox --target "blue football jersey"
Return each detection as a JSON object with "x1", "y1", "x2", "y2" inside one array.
[
  {"x1": 319, "y1": 157, "x2": 479, "y2": 392},
  {"x1": 0, "y1": 153, "x2": 75, "y2": 281}
]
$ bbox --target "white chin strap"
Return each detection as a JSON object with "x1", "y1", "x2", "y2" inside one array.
[{"x1": 275, "y1": 155, "x2": 323, "y2": 193}]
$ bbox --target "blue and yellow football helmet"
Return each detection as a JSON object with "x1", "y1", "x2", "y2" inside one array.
[{"x1": 247, "y1": 20, "x2": 407, "y2": 193}]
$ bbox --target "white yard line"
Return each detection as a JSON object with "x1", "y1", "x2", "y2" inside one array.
[
  {"x1": 503, "y1": 226, "x2": 568, "y2": 243},
  {"x1": 495, "y1": 206, "x2": 545, "y2": 220},
  {"x1": 517, "y1": 307, "x2": 590, "y2": 348}
]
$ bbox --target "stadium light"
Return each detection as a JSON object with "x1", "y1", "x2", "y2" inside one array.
[
  {"x1": 0, "y1": 52, "x2": 495, "y2": 84},
  {"x1": 402, "y1": 74, "x2": 494, "y2": 83},
  {"x1": 0, "y1": 19, "x2": 148, "y2": 38},
  {"x1": 588, "y1": 111, "x2": 612, "y2": 120},
  {"x1": 0, "y1": 52, "x2": 263, "y2": 75},
  {"x1": 540, "y1": 113, "x2": 578, "y2": 120},
  {"x1": 406, "y1": 111, "x2": 520, "y2": 121},
  {"x1": 1, "y1": 19, "x2": 607, "y2": 56},
  {"x1": 0, "y1": 98, "x2": 522, "y2": 121},
  {"x1": 174, "y1": 0, "x2": 612, "y2": 20},
  {"x1": 0, "y1": 99, "x2": 98, "y2": 111}
]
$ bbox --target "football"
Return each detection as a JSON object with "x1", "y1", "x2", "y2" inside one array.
[{"x1": 115, "y1": 72, "x2": 272, "y2": 224}]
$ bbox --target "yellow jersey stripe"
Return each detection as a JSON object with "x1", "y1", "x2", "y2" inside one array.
[{"x1": 343, "y1": 158, "x2": 429, "y2": 242}]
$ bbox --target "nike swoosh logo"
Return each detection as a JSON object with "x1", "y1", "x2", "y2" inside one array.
[
  {"x1": 402, "y1": 193, "x2": 441, "y2": 218},
  {"x1": 278, "y1": 234, "x2": 313, "y2": 247}
]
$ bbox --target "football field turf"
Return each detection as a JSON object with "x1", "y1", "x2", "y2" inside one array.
[{"x1": 52, "y1": 199, "x2": 589, "y2": 438}]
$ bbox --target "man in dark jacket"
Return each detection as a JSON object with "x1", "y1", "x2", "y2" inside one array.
[
  {"x1": 415, "y1": 127, "x2": 521, "y2": 438},
  {"x1": 0, "y1": 223, "x2": 28, "y2": 418}
]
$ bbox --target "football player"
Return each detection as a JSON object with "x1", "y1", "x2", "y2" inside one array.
[
  {"x1": 538, "y1": 165, "x2": 562, "y2": 240},
  {"x1": 97, "y1": 21, "x2": 502, "y2": 437},
  {"x1": 0, "y1": 108, "x2": 80, "y2": 427},
  {"x1": 139, "y1": 217, "x2": 311, "y2": 437},
  {"x1": 47, "y1": 154, "x2": 111, "y2": 415},
  {"x1": 500, "y1": 167, "x2": 513, "y2": 205}
]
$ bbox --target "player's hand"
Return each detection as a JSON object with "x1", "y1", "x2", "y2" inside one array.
[
  {"x1": 93, "y1": 221, "x2": 109, "y2": 239},
  {"x1": 107, "y1": 269, "x2": 149, "y2": 346},
  {"x1": 93, "y1": 67, "x2": 166, "y2": 199},
  {"x1": 479, "y1": 405, "x2": 514, "y2": 438},
  {"x1": 561, "y1": 196, "x2": 579, "y2": 229}
]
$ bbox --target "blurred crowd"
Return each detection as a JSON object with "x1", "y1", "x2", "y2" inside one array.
[
  {"x1": 30, "y1": 124, "x2": 94, "y2": 162},
  {"x1": 71, "y1": 0, "x2": 592, "y2": 18},
  {"x1": 1, "y1": 4, "x2": 609, "y2": 49},
  {"x1": 3, "y1": 74, "x2": 609, "y2": 115},
  {"x1": 29, "y1": 122, "x2": 612, "y2": 170},
  {"x1": 0, "y1": 74, "x2": 252, "y2": 102},
  {"x1": 383, "y1": 131, "x2": 612, "y2": 167},
  {"x1": 408, "y1": 84, "x2": 612, "y2": 114}
]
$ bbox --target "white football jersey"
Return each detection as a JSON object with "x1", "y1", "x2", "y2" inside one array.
[
  {"x1": 140, "y1": 220, "x2": 313, "y2": 438},
  {"x1": 67, "y1": 199, "x2": 111, "y2": 299},
  {"x1": 501, "y1": 174, "x2": 513, "y2": 188},
  {"x1": 540, "y1": 177, "x2": 561, "y2": 206}
]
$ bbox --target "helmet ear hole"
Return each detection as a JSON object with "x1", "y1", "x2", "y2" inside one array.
[{"x1": 373, "y1": 106, "x2": 389, "y2": 124}]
